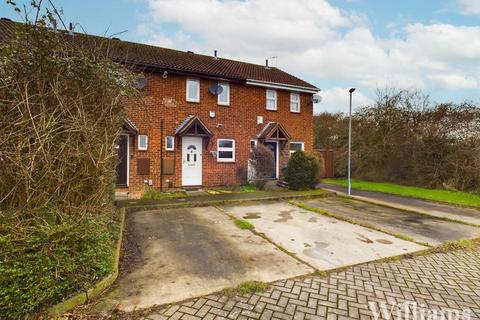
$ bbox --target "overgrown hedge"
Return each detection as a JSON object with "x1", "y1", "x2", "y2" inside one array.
[
  {"x1": 0, "y1": 5, "x2": 136, "y2": 318},
  {"x1": 0, "y1": 210, "x2": 118, "y2": 318},
  {"x1": 314, "y1": 89, "x2": 480, "y2": 192}
]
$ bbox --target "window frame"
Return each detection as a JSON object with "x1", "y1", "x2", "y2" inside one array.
[
  {"x1": 290, "y1": 92, "x2": 300, "y2": 113},
  {"x1": 138, "y1": 134, "x2": 148, "y2": 151},
  {"x1": 250, "y1": 139, "x2": 257, "y2": 152},
  {"x1": 186, "y1": 78, "x2": 200, "y2": 103},
  {"x1": 217, "y1": 138, "x2": 235, "y2": 163},
  {"x1": 266, "y1": 89, "x2": 277, "y2": 111},
  {"x1": 289, "y1": 141, "x2": 304, "y2": 156},
  {"x1": 217, "y1": 82, "x2": 230, "y2": 106},
  {"x1": 165, "y1": 136, "x2": 174, "y2": 151}
]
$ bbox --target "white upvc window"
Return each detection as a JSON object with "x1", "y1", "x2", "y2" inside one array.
[
  {"x1": 218, "y1": 82, "x2": 230, "y2": 106},
  {"x1": 165, "y1": 136, "x2": 174, "y2": 151},
  {"x1": 290, "y1": 93, "x2": 300, "y2": 113},
  {"x1": 289, "y1": 141, "x2": 304, "y2": 156},
  {"x1": 138, "y1": 135, "x2": 148, "y2": 151},
  {"x1": 186, "y1": 78, "x2": 200, "y2": 102},
  {"x1": 217, "y1": 139, "x2": 235, "y2": 162},
  {"x1": 266, "y1": 89, "x2": 277, "y2": 110},
  {"x1": 250, "y1": 139, "x2": 257, "y2": 152}
]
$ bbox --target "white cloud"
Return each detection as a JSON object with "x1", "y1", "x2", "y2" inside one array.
[
  {"x1": 458, "y1": 0, "x2": 480, "y2": 15},
  {"x1": 140, "y1": 0, "x2": 480, "y2": 110},
  {"x1": 315, "y1": 87, "x2": 373, "y2": 114}
]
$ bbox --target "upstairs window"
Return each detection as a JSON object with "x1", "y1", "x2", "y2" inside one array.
[
  {"x1": 289, "y1": 141, "x2": 304, "y2": 156},
  {"x1": 165, "y1": 136, "x2": 174, "y2": 151},
  {"x1": 290, "y1": 93, "x2": 300, "y2": 113},
  {"x1": 186, "y1": 79, "x2": 200, "y2": 102},
  {"x1": 266, "y1": 89, "x2": 277, "y2": 110},
  {"x1": 218, "y1": 82, "x2": 230, "y2": 106},
  {"x1": 217, "y1": 139, "x2": 235, "y2": 162},
  {"x1": 138, "y1": 135, "x2": 148, "y2": 151}
]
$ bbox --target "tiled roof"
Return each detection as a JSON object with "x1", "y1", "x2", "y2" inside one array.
[{"x1": 0, "y1": 19, "x2": 318, "y2": 90}]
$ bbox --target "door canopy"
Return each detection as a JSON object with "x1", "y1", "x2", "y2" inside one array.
[
  {"x1": 122, "y1": 118, "x2": 138, "y2": 135},
  {"x1": 257, "y1": 122, "x2": 291, "y2": 141},
  {"x1": 175, "y1": 115, "x2": 213, "y2": 137}
]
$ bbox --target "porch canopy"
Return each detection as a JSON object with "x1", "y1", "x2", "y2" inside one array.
[
  {"x1": 175, "y1": 115, "x2": 213, "y2": 137},
  {"x1": 122, "y1": 118, "x2": 139, "y2": 135},
  {"x1": 257, "y1": 122, "x2": 291, "y2": 141}
]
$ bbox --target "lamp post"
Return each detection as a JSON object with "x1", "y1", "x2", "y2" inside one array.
[{"x1": 348, "y1": 88, "x2": 356, "y2": 196}]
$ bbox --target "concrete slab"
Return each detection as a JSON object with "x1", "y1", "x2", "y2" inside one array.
[
  {"x1": 299, "y1": 197, "x2": 480, "y2": 245},
  {"x1": 320, "y1": 183, "x2": 480, "y2": 226},
  {"x1": 220, "y1": 201, "x2": 425, "y2": 271},
  {"x1": 95, "y1": 206, "x2": 311, "y2": 312}
]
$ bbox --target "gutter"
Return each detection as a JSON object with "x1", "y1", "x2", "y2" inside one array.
[
  {"x1": 112, "y1": 58, "x2": 320, "y2": 93},
  {"x1": 246, "y1": 79, "x2": 320, "y2": 94}
]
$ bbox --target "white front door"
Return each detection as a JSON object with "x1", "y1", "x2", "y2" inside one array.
[{"x1": 182, "y1": 137, "x2": 203, "y2": 186}]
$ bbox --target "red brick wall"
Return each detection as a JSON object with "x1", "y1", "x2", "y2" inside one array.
[{"x1": 122, "y1": 72, "x2": 314, "y2": 193}]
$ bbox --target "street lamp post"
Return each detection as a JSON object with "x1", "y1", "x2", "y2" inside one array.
[{"x1": 348, "y1": 88, "x2": 356, "y2": 196}]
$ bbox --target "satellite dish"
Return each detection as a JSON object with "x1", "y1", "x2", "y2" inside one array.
[
  {"x1": 208, "y1": 85, "x2": 223, "y2": 95},
  {"x1": 312, "y1": 94, "x2": 322, "y2": 104},
  {"x1": 135, "y1": 77, "x2": 147, "y2": 89}
]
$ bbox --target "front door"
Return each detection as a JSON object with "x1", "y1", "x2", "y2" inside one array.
[
  {"x1": 182, "y1": 137, "x2": 203, "y2": 186},
  {"x1": 265, "y1": 141, "x2": 278, "y2": 179},
  {"x1": 116, "y1": 135, "x2": 129, "y2": 187}
]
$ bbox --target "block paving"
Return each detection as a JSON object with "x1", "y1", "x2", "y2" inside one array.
[{"x1": 142, "y1": 248, "x2": 480, "y2": 320}]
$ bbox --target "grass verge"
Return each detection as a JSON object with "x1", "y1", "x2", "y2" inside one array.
[
  {"x1": 323, "y1": 178, "x2": 480, "y2": 207},
  {"x1": 234, "y1": 218, "x2": 254, "y2": 230}
]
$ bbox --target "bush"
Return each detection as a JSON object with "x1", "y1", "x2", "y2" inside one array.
[
  {"x1": 313, "y1": 152, "x2": 326, "y2": 180},
  {"x1": 0, "y1": 210, "x2": 118, "y2": 318},
  {"x1": 285, "y1": 151, "x2": 320, "y2": 190},
  {"x1": 0, "y1": 4, "x2": 136, "y2": 317},
  {"x1": 250, "y1": 143, "x2": 275, "y2": 190}
]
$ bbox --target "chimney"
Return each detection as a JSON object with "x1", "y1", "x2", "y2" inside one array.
[
  {"x1": 265, "y1": 59, "x2": 270, "y2": 69},
  {"x1": 214, "y1": 50, "x2": 218, "y2": 59}
]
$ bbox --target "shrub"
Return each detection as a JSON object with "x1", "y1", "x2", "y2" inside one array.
[
  {"x1": 313, "y1": 151, "x2": 326, "y2": 180},
  {"x1": 285, "y1": 151, "x2": 321, "y2": 190},
  {"x1": 250, "y1": 143, "x2": 275, "y2": 190},
  {"x1": 0, "y1": 4, "x2": 136, "y2": 317},
  {"x1": 0, "y1": 210, "x2": 118, "y2": 318}
]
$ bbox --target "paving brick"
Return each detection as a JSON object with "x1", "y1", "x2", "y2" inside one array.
[{"x1": 137, "y1": 247, "x2": 480, "y2": 320}]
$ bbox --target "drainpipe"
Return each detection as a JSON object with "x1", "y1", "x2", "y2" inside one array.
[{"x1": 160, "y1": 120, "x2": 164, "y2": 192}]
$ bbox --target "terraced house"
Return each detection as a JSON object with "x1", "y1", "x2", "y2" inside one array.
[{"x1": 0, "y1": 18, "x2": 320, "y2": 195}]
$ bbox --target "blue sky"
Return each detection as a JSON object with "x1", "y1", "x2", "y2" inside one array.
[{"x1": 1, "y1": 0, "x2": 479, "y2": 113}]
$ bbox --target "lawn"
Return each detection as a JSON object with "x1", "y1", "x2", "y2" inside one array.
[{"x1": 323, "y1": 178, "x2": 480, "y2": 207}]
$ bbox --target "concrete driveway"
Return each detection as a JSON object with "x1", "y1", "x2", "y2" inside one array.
[
  {"x1": 96, "y1": 206, "x2": 311, "y2": 312},
  {"x1": 220, "y1": 201, "x2": 425, "y2": 270},
  {"x1": 298, "y1": 196, "x2": 480, "y2": 245},
  {"x1": 320, "y1": 183, "x2": 480, "y2": 226}
]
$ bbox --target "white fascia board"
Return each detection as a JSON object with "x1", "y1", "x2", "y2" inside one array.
[{"x1": 246, "y1": 79, "x2": 320, "y2": 94}]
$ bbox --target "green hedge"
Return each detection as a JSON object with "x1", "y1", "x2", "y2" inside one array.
[
  {"x1": 0, "y1": 210, "x2": 118, "y2": 318},
  {"x1": 285, "y1": 151, "x2": 321, "y2": 190}
]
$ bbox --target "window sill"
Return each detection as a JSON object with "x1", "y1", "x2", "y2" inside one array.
[
  {"x1": 218, "y1": 103, "x2": 230, "y2": 107},
  {"x1": 186, "y1": 100, "x2": 200, "y2": 104},
  {"x1": 217, "y1": 160, "x2": 236, "y2": 163},
  {"x1": 290, "y1": 111, "x2": 301, "y2": 114},
  {"x1": 266, "y1": 108, "x2": 277, "y2": 112}
]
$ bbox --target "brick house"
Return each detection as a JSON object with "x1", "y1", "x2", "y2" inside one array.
[{"x1": 0, "y1": 18, "x2": 319, "y2": 196}]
